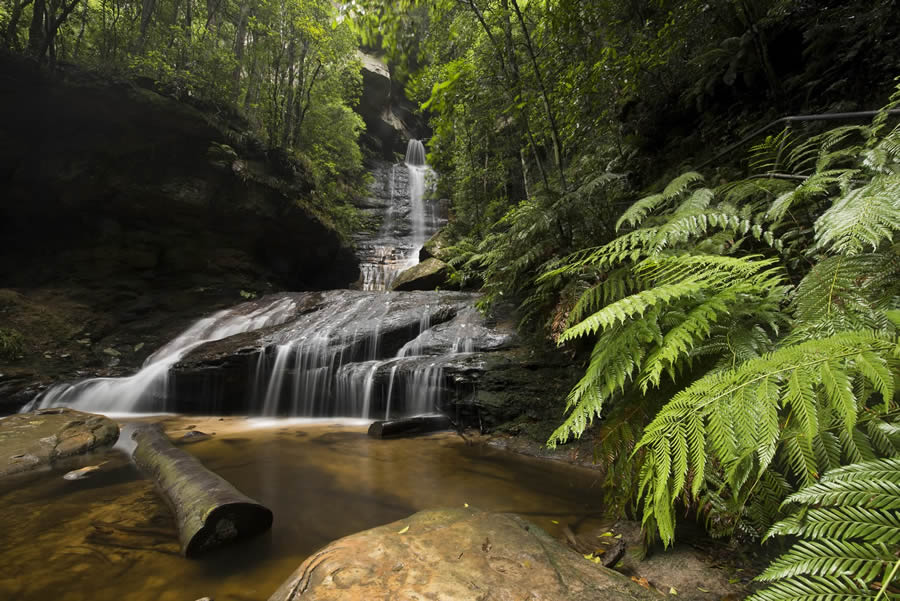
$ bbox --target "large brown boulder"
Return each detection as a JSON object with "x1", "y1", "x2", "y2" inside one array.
[
  {"x1": 390, "y1": 258, "x2": 452, "y2": 291},
  {"x1": 268, "y1": 507, "x2": 657, "y2": 601},
  {"x1": 0, "y1": 408, "x2": 119, "y2": 477}
]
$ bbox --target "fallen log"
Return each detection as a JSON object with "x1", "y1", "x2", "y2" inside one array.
[
  {"x1": 367, "y1": 414, "x2": 453, "y2": 439},
  {"x1": 131, "y1": 423, "x2": 273, "y2": 557}
]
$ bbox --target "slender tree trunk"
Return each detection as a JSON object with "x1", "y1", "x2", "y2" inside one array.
[
  {"x1": 232, "y1": 0, "x2": 251, "y2": 97},
  {"x1": 281, "y1": 39, "x2": 297, "y2": 148},
  {"x1": 179, "y1": 0, "x2": 192, "y2": 71},
  {"x1": 510, "y1": 0, "x2": 567, "y2": 191},
  {"x1": 5, "y1": 0, "x2": 35, "y2": 51},
  {"x1": 464, "y1": 0, "x2": 549, "y2": 196},
  {"x1": 243, "y1": 39, "x2": 259, "y2": 113},
  {"x1": 27, "y1": 0, "x2": 46, "y2": 57},
  {"x1": 294, "y1": 59, "x2": 320, "y2": 145},
  {"x1": 34, "y1": 0, "x2": 81, "y2": 63},
  {"x1": 73, "y1": 0, "x2": 88, "y2": 58},
  {"x1": 139, "y1": 0, "x2": 156, "y2": 48}
]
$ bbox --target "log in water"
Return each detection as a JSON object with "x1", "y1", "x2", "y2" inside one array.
[
  {"x1": 367, "y1": 414, "x2": 453, "y2": 439},
  {"x1": 131, "y1": 424, "x2": 273, "y2": 557}
]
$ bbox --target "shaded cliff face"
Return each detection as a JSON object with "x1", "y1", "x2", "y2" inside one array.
[
  {"x1": 0, "y1": 56, "x2": 358, "y2": 292},
  {"x1": 355, "y1": 52, "x2": 429, "y2": 159},
  {"x1": 0, "y1": 57, "x2": 359, "y2": 410}
]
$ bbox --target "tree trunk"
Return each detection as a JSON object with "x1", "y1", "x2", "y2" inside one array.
[
  {"x1": 131, "y1": 424, "x2": 273, "y2": 557},
  {"x1": 27, "y1": 0, "x2": 46, "y2": 57},
  {"x1": 139, "y1": 0, "x2": 156, "y2": 47},
  {"x1": 5, "y1": 0, "x2": 35, "y2": 51},
  {"x1": 510, "y1": 0, "x2": 567, "y2": 191},
  {"x1": 232, "y1": 0, "x2": 250, "y2": 95},
  {"x1": 281, "y1": 38, "x2": 296, "y2": 148},
  {"x1": 367, "y1": 415, "x2": 453, "y2": 439}
]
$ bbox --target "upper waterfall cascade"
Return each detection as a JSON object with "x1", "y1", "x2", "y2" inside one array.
[{"x1": 358, "y1": 139, "x2": 443, "y2": 292}]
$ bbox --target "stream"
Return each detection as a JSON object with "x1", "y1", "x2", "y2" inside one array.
[{"x1": 0, "y1": 418, "x2": 607, "y2": 601}]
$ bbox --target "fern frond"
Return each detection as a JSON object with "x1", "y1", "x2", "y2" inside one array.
[
  {"x1": 815, "y1": 174, "x2": 900, "y2": 255},
  {"x1": 758, "y1": 540, "x2": 890, "y2": 581},
  {"x1": 753, "y1": 456, "x2": 900, "y2": 601},
  {"x1": 635, "y1": 330, "x2": 898, "y2": 545}
]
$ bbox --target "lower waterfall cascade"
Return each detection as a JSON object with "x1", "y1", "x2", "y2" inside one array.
[{"x1": 24, "y1": 140, "x2": 513, "y2": 419}]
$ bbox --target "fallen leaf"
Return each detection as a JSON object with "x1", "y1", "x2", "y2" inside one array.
[
  {"x1": 697, "y1": 587, "x2": 710, "y2": 593},
  {"x1": 551, "y1": 520, "x2": 559, "y2": 524},
  {"x1": 669, "y1": 587, "x2": 678, "y2": 595},
  {"x1": 631, "y1": 577, "x2": 651, "y2": 589},
  {"x1": 464, "y1": 503, "x2": 469, "y2": 508},
  {"x1": 397, "y1": 525, "x2": 409, "y2": 534},
  {"x1": 599, "y1": 532, "x2": 614, "y2": 537},
  {"x1": 614, "y1": 534, "x2": 622, "y2": 539}
]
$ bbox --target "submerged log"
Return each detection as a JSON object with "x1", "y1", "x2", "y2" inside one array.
[
  {"x1": 131, "y1": 424, "x2": 273, "y2": 557},
  {"x1": 368, "y1": 414, "x2": 453, "y2": 439}
]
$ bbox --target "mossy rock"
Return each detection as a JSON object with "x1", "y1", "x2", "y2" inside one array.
[
  {"x1": 418, "y1": 228, "x2": 454, "y2": 263},
  {"x1": 391, "y1": 258, "x2": 453, "y2": 291},
  {"x1": 0, "y1": 408, "x2": 119, "y2": 477}
]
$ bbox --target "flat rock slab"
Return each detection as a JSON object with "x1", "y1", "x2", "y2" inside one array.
[
  {"x1": 268, "y1": 507, "x2": 658, "y2": 601},
  {"x1": 0, "y1": 408, "x2": 119, "y2": 477}
]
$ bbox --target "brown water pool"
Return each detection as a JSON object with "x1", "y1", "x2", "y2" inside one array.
[{"x1": 0, "y1": 417, "x2": 607, "y2": 601}]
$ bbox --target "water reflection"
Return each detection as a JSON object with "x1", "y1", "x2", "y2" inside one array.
[{"x1": 0, "y1": 419, "x2": 605, "y2": 601}]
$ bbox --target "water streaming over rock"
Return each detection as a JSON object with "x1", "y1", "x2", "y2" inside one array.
[
  {"x1": 357, "y1": 140, "x2": 442, "y2": 291},
  {"x1": 24, "y1": 298, "x2": 298, "y2": 413}
]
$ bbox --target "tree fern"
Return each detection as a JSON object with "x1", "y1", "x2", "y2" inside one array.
[
  {"x1": 635, "y1": 330, "x2": 899, "y2": 546},
  {"x1": 814, "y1": 174, "x2": 900, "y2": 255},
  {"x1": 748, "y1": 457, "x2": 900, "y2": 601}
]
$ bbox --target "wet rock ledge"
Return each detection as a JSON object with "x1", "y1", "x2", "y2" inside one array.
[
  {"x1": 0, "y1": 408, "x2": 119, "y2": 477},
  {"x1": 268, "y1": 507, "x2": 657, "y2": 601}
]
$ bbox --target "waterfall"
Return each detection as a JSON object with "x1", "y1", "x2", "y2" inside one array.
[
  {"x1": 22, "y1": 137, "x2": 496, "y2": 420},
  {"x1": 24, "y1": 298, "x2": 298, "y2": 414},
  {"x1": 405, "y1": 139, "x2": 426, "y2": 166},
  {"x1": 357, "y1": 139, "x2": 441, "y2": 292}
]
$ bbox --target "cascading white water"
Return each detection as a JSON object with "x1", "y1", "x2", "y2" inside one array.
[
  {"x1": 24, "y1": 298, "x2": 297, "y2": 414},
  {"x1": 358, "y1": 139, "x2": 439, "y2": 291},
  {"x1": 403, "y1": 139, "x2": 431, "y2": 271}
]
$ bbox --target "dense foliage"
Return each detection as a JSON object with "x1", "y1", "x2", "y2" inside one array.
[
  {"x1": 2, "y1": 0, "x2": 367, "y2": 229},
  {"x1": 354, "y1": 0, "x2": 900, "y2": 596}
]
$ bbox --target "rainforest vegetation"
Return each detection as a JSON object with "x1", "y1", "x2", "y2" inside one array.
[
  {"x1": 4, "y1": 0, "x2": 900, "y2": 598},
  {"x1": 350, "y1": 0, "x2": 900, "y2": 598},
  {"x1": 2, "y1": 0, "x2": 367, "y2": 227}
]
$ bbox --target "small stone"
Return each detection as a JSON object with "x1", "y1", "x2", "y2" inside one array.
[{"x1": 178, "y1": 431, "x2": 211, "y2": 443}]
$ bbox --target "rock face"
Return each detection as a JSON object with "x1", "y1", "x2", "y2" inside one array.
[
  {"x1": 0, "y1": 408, "x2": 118, "y2": 477},
  {"x1": 268, "y1": 507, "x2": 657, "y2": 601},
  {"x1": 355, "y1": 52, "x2": 428, "y2": 158},
  {"x1": 0, "y1": 56, "x2": 357, "y2": 295},
  {"x1": 0, "y1": 56, "x2": 359, "y2": 405},
  {"x1": 390, "y1": 258, "x2": 452, "y2": 291}
]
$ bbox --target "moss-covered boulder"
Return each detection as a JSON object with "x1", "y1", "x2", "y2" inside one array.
[
  {"x1": 390, "y1": 258, "x2": 452, "y2": 291},
  {"x1": 268, "y1": 507, "x2": 657, "y2": 601},
  {"x1": 0, "y1": 408, "x2": 119, "y2": 477},
  {"x1": 418, "y1": 228, "x2": 454, "y2": 263}
]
